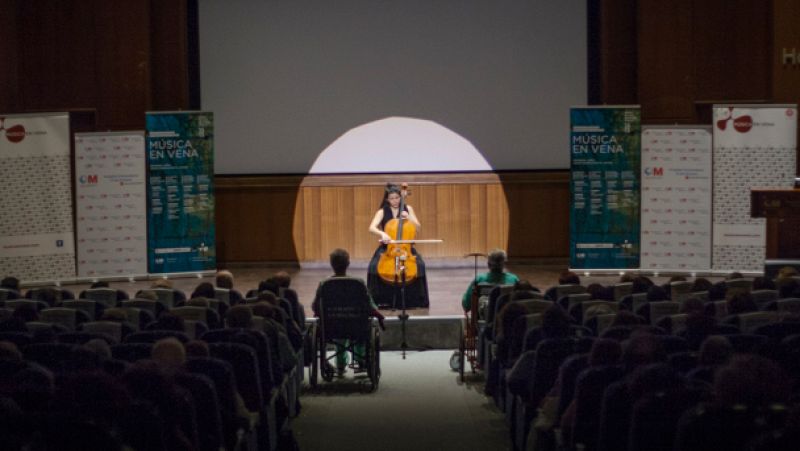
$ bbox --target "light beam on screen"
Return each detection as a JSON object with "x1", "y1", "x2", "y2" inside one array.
[{"x1": 309, "y1": 117, "x2": 492, "y2": 174}]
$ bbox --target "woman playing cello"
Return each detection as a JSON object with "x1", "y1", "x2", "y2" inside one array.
[{"x1": 367, "y1": 183, "x2": 430, "y2": 309}]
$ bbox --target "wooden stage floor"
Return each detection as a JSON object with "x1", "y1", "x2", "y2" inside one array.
[{"x1": 57, "y1": 262, "x2": 660, "y2": 317}]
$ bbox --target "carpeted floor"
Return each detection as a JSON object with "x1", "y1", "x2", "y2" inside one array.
[{"x1": 293, "y1": 350, "x2": 510, "y2": 450}]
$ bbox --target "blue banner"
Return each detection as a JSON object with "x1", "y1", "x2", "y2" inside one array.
[
  {"x1": 570, "y1": 107, "x2": 641, "y2": 269},
  {"x1": 146, "y1": 112, "x2": 215, "y2": 273}
]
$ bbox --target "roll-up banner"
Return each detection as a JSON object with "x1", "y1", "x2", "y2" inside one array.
[
  {"x1": 570, "y1": 106, "x2": 641, "y2": 270},
  {"x1": 75, "y1": 132, "x2": 148, "y2": 278},
  {"x1": 640, "y1": 126, "x2": 712, "y2": 272},
  {"x1": 712, "y1": 105, "x2": 797, "y2": 272},
  {"x1": 0, "y1": 113, "x2": 76, "y2": 282},
  {"x1": 145, "y1": 111, "x2": 216, "y2": 274}
]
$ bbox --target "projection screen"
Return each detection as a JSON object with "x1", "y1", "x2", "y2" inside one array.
[{"x1": 198, "y1": 0, "x2": 587, "y2": 174}]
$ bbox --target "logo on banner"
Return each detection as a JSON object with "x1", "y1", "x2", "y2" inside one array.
[
  {"x1": 0, "y1": 117, "x2": 26, "y2": 143},
  {"x1": 79, "y1": 175, "x2": 99, "y2": 185},
  {"x1": 644, "y1": 167, "x2": 664, "y2": 176},
  {"x1": 716, "y1": 108, "x2": 753, "y2": 133}
]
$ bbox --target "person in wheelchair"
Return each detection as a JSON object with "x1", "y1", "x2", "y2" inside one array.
[{"x1": 312, "y1": 248, "x2": 385, "y2": 376}]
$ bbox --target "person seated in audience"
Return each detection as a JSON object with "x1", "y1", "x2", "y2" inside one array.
[
  {"x1": 462, "y1": 249, "x2": 519, "y2": 310},
  {"x1": 0, "y1": 340, "x2": 22, "y2": 361},
  {"x1": 224, "y1": 305, "x2": 254, "y2": 329},
  {"x1": 0, "y1": 277, "x2": 20, "y2": 296},
  {"x1": 522, "y1": 304, "x2": 573, "y2": 354},
  {"x1": 662, "y1": 275, "x2": 687, "y2": 297},
  {"x1": 251, "y1": 302, "x2": 298, "y2": 372},
  {"x1": 610, "y1": 310, "x2": 643, "y2": 328},
  {"x1": 184, "y1": 339, "x2": 209, "y2": 358},
  {"x1": 147, "y1": 278, "x2": 187, "y2": 302},
  {"x1": 619, "y1": 272, "x2": 635, "y2": 284},
  {"x1": 543, "y1": 270, "x2": 582, "y2": 301},
  {"x1": 510, "y1": 279, "x2": 540, "y2": 301},
  {"x1": 98, "y1": 309, "x2": 136, "y2": 337},
  {"x1": 686, "y1": 334, "x2": 733, "y2": 386},
  {"x1": 0, "y1": 310, "x2": 29, "y2": 332},
  {"x1": 646, "y1": 285, "x2": 668, "y2": 302},
  {"x1": 751, "y1": 276, "x2": 776, "y2": 291},
  {"x1": 559, "y1": 338, "x2": 624, "y2": 445},
  {"x1": 714, "y1": 354, "x2": 790, "y2": 407},
  {"x1": 121, "y1": 361, "x2": 197, "y2": 450},
  {"x1": 215, "y1": 269, "x2": 243, "y2": 304},
  {"x1": 269, "y1": 271, "x2": 305, "y2": 328},
  {"x1": 631, "y1": 275, "x2": 654, "y2": 294},
  {"x1": 726, "y1": 291, "x2": 758, "y2": 316},
  {"x1": 312, "y1": 248, "x2": 385, "y2": 374},
  {"x1": 776, "y1": 277, "x2": 800, "y2": 299},
  {"x1": 586, "y1": 283, "x2": 605, "y2": 300},
  {"x1": 80, "y1": 280, "x2": 129, "y2": 301},
  {"x1": 148, "y1": 312, "x2": 185, "y2": 332},
  {"x1": 12, "y1": 304, "x2": 39, "y2": 323},
  {"x1": 680, "y1": 297, "x2": 705, "y2": 315},
  {"x1": 190, "y1": 282, "x2": 215, "y2": 300},
  {"x1": 82, "y1": 338, "x2": 112, "y2": 361},
  {"x1": 690, "y1": 277, "x2": 713, "y2": 294},
  {"x1": 151, "y1": 337, "x2": 187, "y2": 373},
  {"x1": 494, "y1": 301, "x2": 530, "y2": 367}
]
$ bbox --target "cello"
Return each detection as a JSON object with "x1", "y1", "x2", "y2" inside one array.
[{"x1": 376, "y1": 183, "x2": 418, "y2": 284}]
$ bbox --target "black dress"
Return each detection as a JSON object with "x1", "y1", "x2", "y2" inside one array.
[{"x1": 367, "y1": 204, "x2": 430, "y2": 309}]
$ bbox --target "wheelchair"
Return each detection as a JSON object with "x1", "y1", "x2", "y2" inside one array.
[{"x1": 308, "y1": 277, "x2": 381, "y2": 391}]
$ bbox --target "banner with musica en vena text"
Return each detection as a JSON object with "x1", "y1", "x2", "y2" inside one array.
[
  {"x1": 570, "y1": 106, "x2": 641, "y2": 270},
  {"x1": 146, "y1": 111, "x2": 216, "y2": 274}
]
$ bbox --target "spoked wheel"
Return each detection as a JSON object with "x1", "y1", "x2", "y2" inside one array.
[
  {"x1": 321, "y1": 344, "x2": 334, "y2": 382},
  {"x1": 367, "y1": 327, "x2": 380, "y2": 391},
  {"x1": 309, "y1": 324, "x2": 319, "y2": 388},
  {"x1": 458, "y1": 333, "x2": 466, "y2": 382}
]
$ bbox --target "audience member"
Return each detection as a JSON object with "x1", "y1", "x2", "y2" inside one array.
[
  {"x1": 646, "y1": 285, "x2": 668, "y2": 302},
  {"x1": 462, "y1": 249, "x2": 519, "y2": 311},
  {"x1": 215, "y1": 269, "x2": 243, "y2": 303},
  {"x1": 726, "y1": 292, "x2": 758, "y2": 315},
  {"x1": 690, "y1": 277, "x2": 713, "y2": 294},
  {"x1": 191, "y1": 282, "x2": 216, "y2": 300},
  {"x1": 751, "y1": 276, "x2": 776, "y2": 291},
  {"x1": 151, "y1": 337, "x2": 187, "y2": 372},
  {"x1": 631, "y1": 276, "x2": 654, "y2": 294}
]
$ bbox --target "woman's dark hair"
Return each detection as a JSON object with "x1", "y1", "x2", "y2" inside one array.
[
  {"x1": 380, "y1": 183, "x2": 402, "y2": 208},
  {"x1": 191, "y1": 282, "x2": 215, "y2": 299},
  {"x1": 558, "y1": 271, "x2": 580, "y2": 286}
]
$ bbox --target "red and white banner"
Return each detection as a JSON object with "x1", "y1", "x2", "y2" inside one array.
[
  {"x1": 641, "y1": 126, "x2": 712, "y2": 272},
  {"x1": 712, "y1": 105, "x2": 797, "y2": 272},
  {"x1": 75, "y1": 132, "x2": 148, "y2": 277},
  {"x1": 0, "y1": 113, "x2": 76, "y2": 281}
]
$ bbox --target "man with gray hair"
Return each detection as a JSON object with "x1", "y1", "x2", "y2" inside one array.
[{"x1": 462, "y1": 249, "x2": 519, "y2": 311}]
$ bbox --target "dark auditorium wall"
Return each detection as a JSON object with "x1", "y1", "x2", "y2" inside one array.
[{"x1": 1, "y1": 0, "x2": 798, "y2": 263}]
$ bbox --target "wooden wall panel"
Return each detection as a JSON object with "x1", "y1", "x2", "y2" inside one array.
[
  {"x1": 150, "y1": 0, "x2": 190, "y2": 111},
  {"x1": 773, "y1": 0, "x2": 800, "y2": 103},
  {"x1": 596, "y1": 0, "x2": 638, "y2": 105},
  {"x1": 216, "y1": 172, "x2": 570, "y2": 264},
  {"x1": 637, "y1": 0, "x2": 694, "y2": 122},
  {"x1": 94, "y1": 0, "x2": 151, "y2": 128},
  {"x1": 0, "y1": 0, "x2": 20, "y2": 113},
  {"x1": 693, "y1": 0, "x2": 771, "y2": 103},
  {"x1": 6, "y1": 0, "x2": 190, "y2": 129}
]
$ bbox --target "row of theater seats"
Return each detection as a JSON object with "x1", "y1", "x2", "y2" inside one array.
[
  {"x1": 0, "y1": 321, "x2": 306, "y2": 451},
  {"x1": 1, "y1": 282, "x2": 309, "y2": 450},
  {"x1": 477, "y1": 281, "x2": 800, "y2": 451}
]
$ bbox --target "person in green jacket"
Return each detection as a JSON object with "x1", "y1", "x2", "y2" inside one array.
[{"x1": 462, "y1": 249, "x2": 519, "y2": 311}]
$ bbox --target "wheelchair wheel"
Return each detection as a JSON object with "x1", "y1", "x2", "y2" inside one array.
[
  {"x1": 309, "y1": 323, "x2": 319, "y2": 388},
  {"x1": 367, "y1": 326, "x2": 380, "y2": 391},
  {"x1": 458, "y1": 331, "x2": 466, "y2": 382}
]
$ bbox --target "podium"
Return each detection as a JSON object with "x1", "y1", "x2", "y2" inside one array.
[{"x1": 751, "y1": 188, "x2": 800, "y2": 276}]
